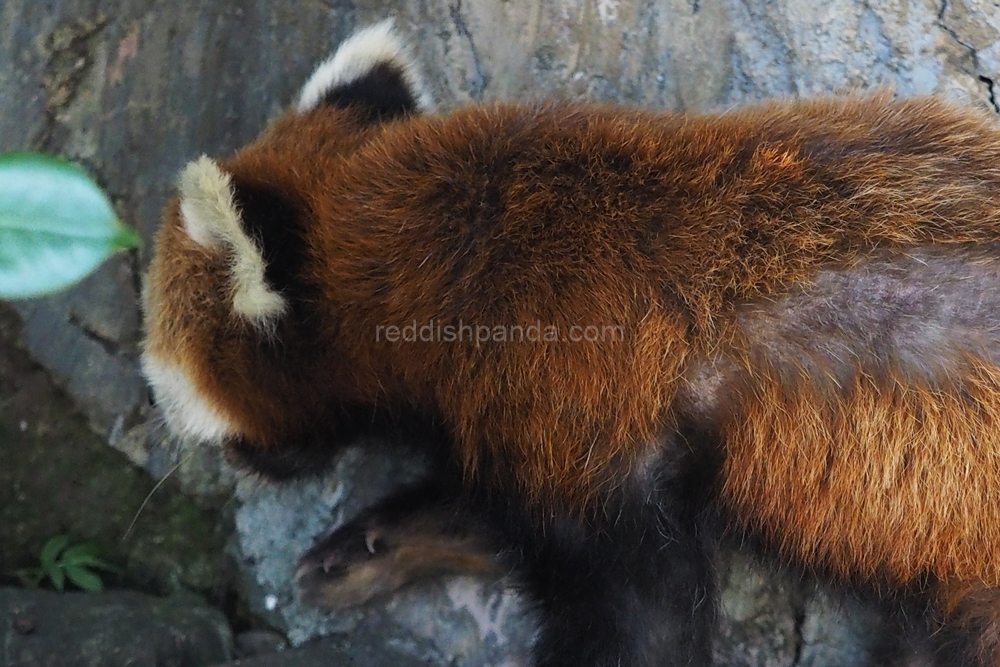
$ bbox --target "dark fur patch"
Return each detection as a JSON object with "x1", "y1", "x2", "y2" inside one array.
[
  {"x1": 492, "y1": 465, "x2": 716, "y2": 666},
  {"x1": 225, "y1": 402, "x2": 453, "y2": 481},
  {"x1": 225, "y1": 434, "x2": 337, "y2": 480},
  {"x1": 230, "y1": 180, "x2": 306, "y2": 300},
  {"x1": 223, "y1": 409, "x2": 370, "y2": 480},
  {"x1": 320, "y1": 62, "x2": 419, "y2": 123}
]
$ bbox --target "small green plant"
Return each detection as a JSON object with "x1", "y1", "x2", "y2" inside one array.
[
  {"x1": 0, "y1": 153, "x2": 140, "y2": 299},
  {"x1": 16, "y1": 534, "x2": 119, "y2": 592}
]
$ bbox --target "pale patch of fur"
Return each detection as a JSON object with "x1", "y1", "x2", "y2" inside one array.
[
  {"x1": 178, "y1": 156, "x2": 287, "y2": 325},
  {"x1": 141, "y1": 353, "x2": 235, "y2": 444},
  {"x1": 737, "y1": 245, "x2": 1000, "y2": 383},
  {"x1": 296, "y1": 19, "x2": 434, "y2": 114}
]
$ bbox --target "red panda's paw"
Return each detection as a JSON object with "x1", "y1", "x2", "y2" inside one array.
[{"x1": 296, "y1": 484, "x2": 503, "y2": 611}]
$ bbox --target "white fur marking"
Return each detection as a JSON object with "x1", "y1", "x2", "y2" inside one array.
[
  {"x1": 296, "y1": 19, "x2": 434, "y2": 114},
  {"x1": 141, "y1": 353, "x2": 235, "y2": 443},
  {"x1": 178, "y1": 156, "x2": 287, "y2": 325}
]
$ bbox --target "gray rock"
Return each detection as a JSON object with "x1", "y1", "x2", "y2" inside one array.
[
  {"x1": 230, "y1": 446, "x2": 537, "y2": 667},
  {"x1": 714, "y1": 551, "x2": 801, "y2": 667},
  {"x1": 211, "y1": 636, "x2": 433, "y2": 667},
  {"x1": 12, "y1": 259, "x2": 146, "y2": 442},
  {"x1": 0, "y1": 587, "x2": 233, "y2": 667},
  {"x1": 0, "y1": 304, "x2": 231, "y2": 602},
  {"x1": 233, "y1": 630, "x2": 288, "y2": 658}
]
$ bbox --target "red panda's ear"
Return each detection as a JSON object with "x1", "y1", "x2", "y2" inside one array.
[
  {"x1": 178, "y1": 156, "x2": 288, "y2": 330},
  {"x1": 296, "y1": 19, "x2": 433, "y2": 121}
]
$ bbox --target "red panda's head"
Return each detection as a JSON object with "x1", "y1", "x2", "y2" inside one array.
[{"x1": 141, "y1": 20, "x2": 433, "y2": 477}]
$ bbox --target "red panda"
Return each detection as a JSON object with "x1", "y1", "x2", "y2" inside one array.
[{"x1": 141, "y1": 18, "x2": 1000, "y2": 667}]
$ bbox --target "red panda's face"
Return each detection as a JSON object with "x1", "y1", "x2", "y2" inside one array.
[
  {"x1": 140, "y1": 194, "x2": 241, "y2": 446},
  {"x1": 140, "y1": 19, "x2": 434, "y2": 475},
  {"x1": 140, "y1": 160, "x2": 296, "y2": 449},
  {"x1": 140, "y1": 151, "x2": 350, "y2": 477}
]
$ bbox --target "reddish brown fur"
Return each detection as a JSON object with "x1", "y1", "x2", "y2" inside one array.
[
  {"x1": 145, "y1": 94, "x2": 1000, "y2": 659},
  {"x1": 722, "y1": 360, "x2": 1000, "y2": 584}
]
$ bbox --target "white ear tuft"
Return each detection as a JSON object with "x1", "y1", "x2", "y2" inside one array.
[
  {"x1": 231, "y1": 269, "x2": 287, "y2": 324},
  {"x1": 177, "y1": 156, "x2": 288, "y2": 326},
  {"x1": 296, "y1": 18, "x2": 434, "y2": 114},
  {"x1": 179, "y1": 156, "x2": 239, "y2": 249}
]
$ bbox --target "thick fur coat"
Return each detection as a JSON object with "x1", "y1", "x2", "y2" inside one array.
[{"x1": 142, "y1": 20, "x2": 1000, "y2": 666}]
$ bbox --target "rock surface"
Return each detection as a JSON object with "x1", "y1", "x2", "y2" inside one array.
[
  {"x1": 215, "y1": 636, "x2": 434, "y2": 667},
  {"x1": 0, "y1": 305, "x2": 231, "y2": 597},
  {"x1": 3, "y1": 0, "x2": 1000, "y2": 666},
  {"x1": 0, "y1": 587, "x2": 233, "y2": 667}
]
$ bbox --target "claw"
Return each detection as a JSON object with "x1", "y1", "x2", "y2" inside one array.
[
  {"x1": 365, "y1": 528, "x2": 381, "y2": 555},
  {"x1": 322, "y1": 552, "x2": 340, "y2": 573},
  {"x1": 293, "y1": 561, "x2": 314, "y2": 583}
]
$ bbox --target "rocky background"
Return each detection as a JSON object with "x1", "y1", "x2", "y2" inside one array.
[{"x1": 2, "y1": 0, "x2": 999, "y2": 665}]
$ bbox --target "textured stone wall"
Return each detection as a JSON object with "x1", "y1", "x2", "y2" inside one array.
[{"x1": 3, "y1": 0, "x2": 999, "y2": 664}]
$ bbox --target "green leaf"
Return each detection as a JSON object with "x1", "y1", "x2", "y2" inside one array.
[
  {"x1": 57, "y1": 543, "x2": 118, "y2": 573},
  {"x1": 47, "y1": 564, "x2": 66, "y2": 592},
  {"x1": 84, "y1": 558, "x2": 120, "y2": 574},
  {"x1": 64, "y1": 565, "x2": 103, "y2": 592},
  {"x1": 0, "y1": 153, "x2": 140, "y2": 299},
  {"x1": 60, "y1": 554, "x2": 118, "y2": 573},
  {"x1": 58, "y1": 543, "x2": 101, "y2": 565},
  {"x1": 39, "y1": 534, "x2": 71, "y2": 572}
]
